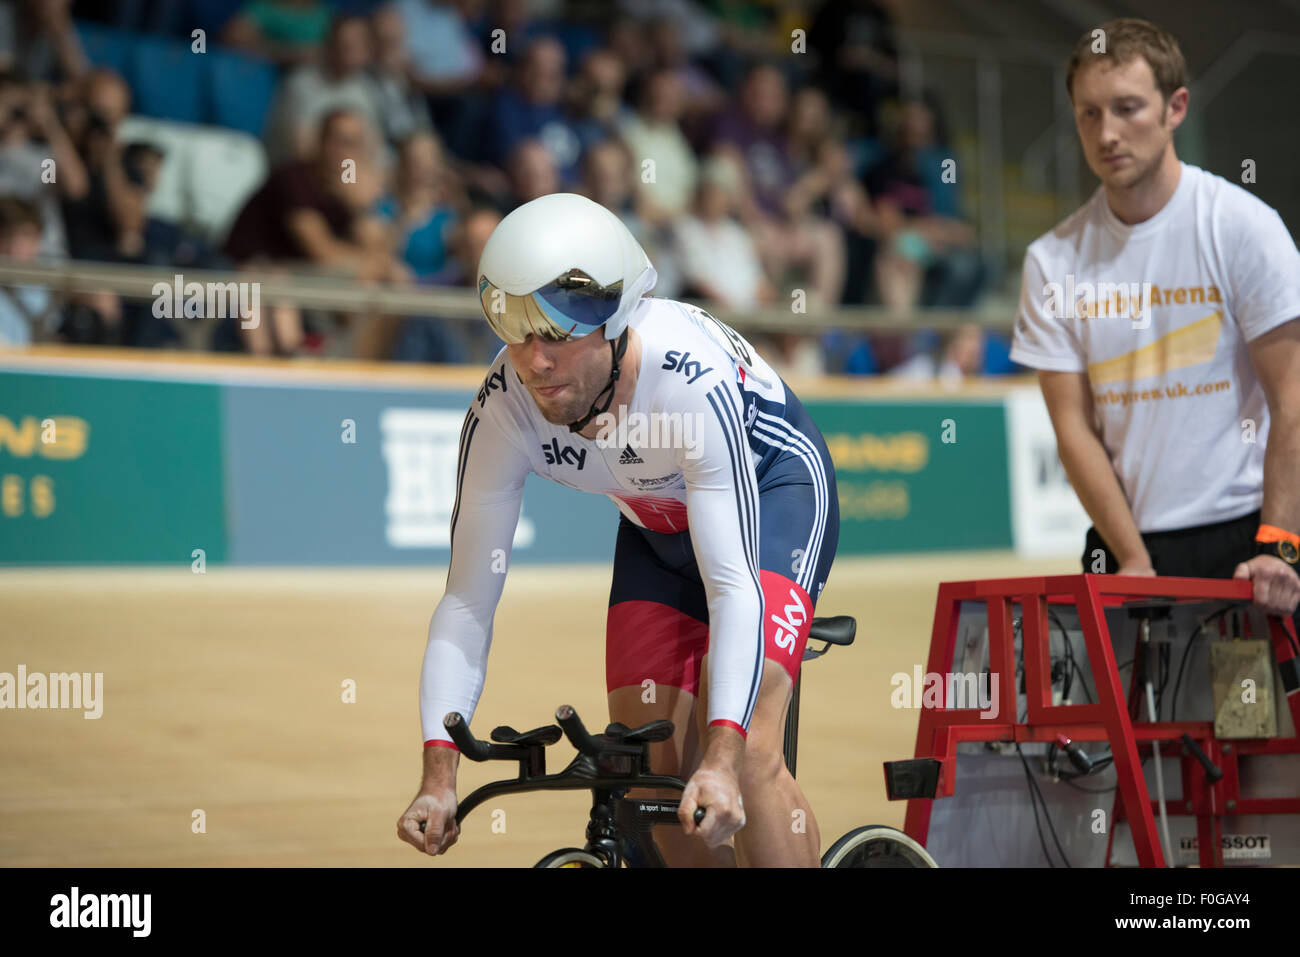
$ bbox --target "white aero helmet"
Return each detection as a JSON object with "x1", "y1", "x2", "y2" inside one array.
[{"x1": 477, "y1": 192, "x2": 658, "y2": 344}]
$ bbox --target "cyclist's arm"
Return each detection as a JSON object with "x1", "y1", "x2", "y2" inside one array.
[
  {"x1": 678, "y1": 384, "x2": 765, "y2": 741},
  {"x1": 419, "y1": 404, "x2": 531, "y2": 772}
]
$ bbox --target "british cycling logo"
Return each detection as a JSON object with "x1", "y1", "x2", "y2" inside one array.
[
  {"x1": 541, "y1": 438, "x2": 587, "y2": 469},
  {"x1": 476, "y1": 364, "x2": 509, "y2": 407},
  {"x1": 662, "y1": 350, "x2": 714, "y2": 384},
  {"x1": 50, "y1": 887, "x2": 151, "y2": 937},
  {"x1": 628, "y1": 473, "x2": 680, "y2": 490}
]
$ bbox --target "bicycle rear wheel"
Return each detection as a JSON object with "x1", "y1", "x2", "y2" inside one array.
[
  {"x1": 821, "y1": 826, "x2": 938, "y2": 868},
  {"x1": 535, "y1": 848, "x2": 608, "y2": 868}
]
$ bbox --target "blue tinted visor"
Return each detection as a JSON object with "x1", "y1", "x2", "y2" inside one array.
[{"x1": 479, "y1": 269, "x2": 623, "y2": 344}]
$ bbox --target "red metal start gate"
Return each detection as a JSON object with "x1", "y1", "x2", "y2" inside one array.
[{"x1": 884, "y1": 574, "x2": 1300, "y2": 867}]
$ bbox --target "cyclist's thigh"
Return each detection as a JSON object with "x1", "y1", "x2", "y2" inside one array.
[
  {"x1": 754, "y1": 459, "x2": 840, "y2": 684},
  {"x1": 607, "y1": 516, "x2": 709, "y2": 774}
]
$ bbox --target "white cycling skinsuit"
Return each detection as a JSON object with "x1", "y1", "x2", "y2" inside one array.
[{"x1": 420, "y1": 296, "x2": 836, "y2": 748}]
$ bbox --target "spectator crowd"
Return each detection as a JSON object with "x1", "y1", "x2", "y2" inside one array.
[{"x1": 0, "y1": 0, "x2": 1007, "y2": 379}]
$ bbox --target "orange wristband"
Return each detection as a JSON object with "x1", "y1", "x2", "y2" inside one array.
[{"x1": 1256, "y1": 524, "x2": 1300, "y2": 548}]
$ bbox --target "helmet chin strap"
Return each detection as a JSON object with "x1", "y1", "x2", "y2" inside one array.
[{"x1": 568, "y1": 328, "x2": 629, "y2": 433}]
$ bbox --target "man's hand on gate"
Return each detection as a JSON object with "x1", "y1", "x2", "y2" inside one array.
[{"x1": 1233, "y1": 555, "x2": 1300, "y2": 617}]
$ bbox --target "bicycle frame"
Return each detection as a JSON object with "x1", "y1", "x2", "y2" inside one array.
[{"x1": 447, "y1": 618, "x2": 855, "y2": 867}]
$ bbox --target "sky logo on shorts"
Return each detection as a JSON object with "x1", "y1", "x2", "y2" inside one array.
[
  {"x1": 771, "y1": 588, "x2": 807, "y2": 655},
  {"x1": 662, "y1": 350, "x2": 714, "y2": 384},
  {"x1": 542, "y1": 438, "x2": 587, "y2": 470}
]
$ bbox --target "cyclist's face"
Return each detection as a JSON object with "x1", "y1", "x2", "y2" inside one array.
[{"x1": 508, "y1": 329, "x2": 611, "y2": 425}]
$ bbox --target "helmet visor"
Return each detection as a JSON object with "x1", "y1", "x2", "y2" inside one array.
[{"x1": 479, "y1": 269, "x2": 624, "y2": 344}]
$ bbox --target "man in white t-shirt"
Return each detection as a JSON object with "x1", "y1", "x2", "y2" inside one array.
[{"x1": 1011, "y1": 19, "x2": 1300, "y2": 626}]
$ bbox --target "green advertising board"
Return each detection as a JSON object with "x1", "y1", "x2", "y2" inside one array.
[
  {"x1": 804, "y1": 399, "x2": 1012, "y2": 553},
  {"x1": 0, "y1": 371, "x2": 227, "y2": 564}
]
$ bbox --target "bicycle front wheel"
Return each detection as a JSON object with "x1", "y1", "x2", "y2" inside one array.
[
  {"x1": 535, "y1": 848, "x2": 608, "y2": 868},
  {"x1": 821, "y1": 826, "x2": 938, "y2": 868}
]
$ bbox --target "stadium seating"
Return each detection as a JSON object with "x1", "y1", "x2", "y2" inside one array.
[
  {"x1": 76, "y1": 22, "x2": 134, "y2": 75},
  {"x1": 205, "y1": 51, "x2": 278, "y2": 137},
  {"x1": 128, "y1": 35, "x2": 206, "y2": 123}
]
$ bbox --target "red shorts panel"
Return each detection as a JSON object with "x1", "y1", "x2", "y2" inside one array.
[
  {"x1": 607, "y1": 600, "x2": 709, "y2": 696},
  {"x1": 606, "y1": 570, "x2": 813, "y2": 696}
]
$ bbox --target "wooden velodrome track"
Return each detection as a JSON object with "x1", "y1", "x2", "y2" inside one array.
[{"x1": 1, "y1": 551, "x2": 1077, "y2": 867}]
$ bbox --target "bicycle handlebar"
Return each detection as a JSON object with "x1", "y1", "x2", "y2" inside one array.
[
  {"x1": 555, "y1": 704, "x2": 644, "y2": 758},
  {"x1": 444, "y1": 711, "x2": 493, "y2": 761},
  {"x1": 425, "y1": 706, "x2": 709, "y2": 834}
]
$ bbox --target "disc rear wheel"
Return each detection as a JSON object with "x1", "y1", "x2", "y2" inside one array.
[{"x1": 821, "y1": 826, "x2": 938, "y2": 868}]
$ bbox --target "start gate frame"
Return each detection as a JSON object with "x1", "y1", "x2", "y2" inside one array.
[{"x1": 886, "y1": 574, "x2": 1300, "y2": 867}]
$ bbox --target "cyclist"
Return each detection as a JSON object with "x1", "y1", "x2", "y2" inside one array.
[{"x1": 396, "y1": 192, "x2": 839, "y2": 866}]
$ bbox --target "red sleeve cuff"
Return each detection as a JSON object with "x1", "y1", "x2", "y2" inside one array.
[
  {"x1": 424, "y1": 739, "x2": 459, "y2": 752},
  {"x1": 708, "y1": 719, "x2": 747, "y2": 739}
]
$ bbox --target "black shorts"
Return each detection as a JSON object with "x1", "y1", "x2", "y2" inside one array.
[{"x1": 1082, "y1": 508, "x2": 1300, "y2": 632}]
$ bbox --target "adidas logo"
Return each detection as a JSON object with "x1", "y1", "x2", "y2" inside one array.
[{"x1": 619, "y1": 445, "x2": 644, "y2": 465}]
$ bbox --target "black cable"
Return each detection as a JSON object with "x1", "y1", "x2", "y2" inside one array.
[
  {"x1": 1170, "y1": 604, "x2": 1237, "y2": 721},
  {"x1": 1017, "y1": 743, "x2": 1056, "y2": 867},
  {"x1": 1016, "y1": 743, "x2": 1072, "y2": 868}
]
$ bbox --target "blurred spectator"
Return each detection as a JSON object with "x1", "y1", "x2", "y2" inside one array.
[
  {"x1": 865, "y1": 100, "x2": 985, "y2": 310},
  {"x1": 223, "y1": 108, "x2": 410, "y2": 355},
  {"x1": 485, "y1": 36, "x2": 580, "y2": 184},
  {"x1": 605, "y1": 17, "x2": 654, "y2": 94},
  {"x1": 467, "y1": 0, "x2": 541, "y2": 75},
  {"x1": 226, "y1": 108, "x2": 394, "y2": 273},
  {"x1": 60, "y1": 70, "x2": 146, "y2": 262},
  {"x1": 673, "y1": 153, "x2": 773, "y2": 313},
  {"x1": 426, "y1": 202, "x2": 496, "y2": 287},
  {"x1": 376, "y1": 131, "x2": 459, "y2": 280},
  {"x1": 263, "y1": 14, "x2": 384, "y2": 166},
  {"x1": 0, "y1": 195, "x2": 56, "y2": 344},
  {"x1": 223, "y1": 0, "x2": 333, "y2": 69},
  {"x1": 619, "y1": 67, "x2": 698, "y2": 228},
  {"x1": 392, "y1": 202, "x2": 502, "y2": 363},
  {"x1": 712, "y1": 63, "x2": 845, "y2": 309},
  {"x1": 0, "y1": 0, "x2": 87, "y2": 84},
  {"x1": 503, "y1": 137, "x2": 558, "y2": 210},
  {"x1": 0, "y1": 73, "x2": 84, "y2": 258},
  {"x1": 887, "y1": 323, "x2": 985, "y2": 388},
  {"x1": 618, "y1": 0, "x2": 720, "y2": 60},
  {"x1": 644, "y1": 15, "x2": 727, "y2": 131},
  {"x1": 369, "y1": 3, "x2": 434, "y2": 149},
  {"x1": 808, "y1": 0, "x2": 900, "y2": 138},
  {"x1": 782, "y1": 86, "x2": 886, "y2": 305},
  {"x1": 566, "y1": 48, "x2": 631, "y2": 158},
  {"x1": 580, "y1": 136, "x2": 680, "y2": 299},
  {"x1": 701, "y1": 0, "x2": 783, "y2": 74},
  {"x1": 397, "y1": 0, "x2": 484, "y2": 105}
]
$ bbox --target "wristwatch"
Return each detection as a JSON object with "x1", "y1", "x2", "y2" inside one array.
[{"x1": 1255, "y1": 524, "x2": 1300, "y2": 565}]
